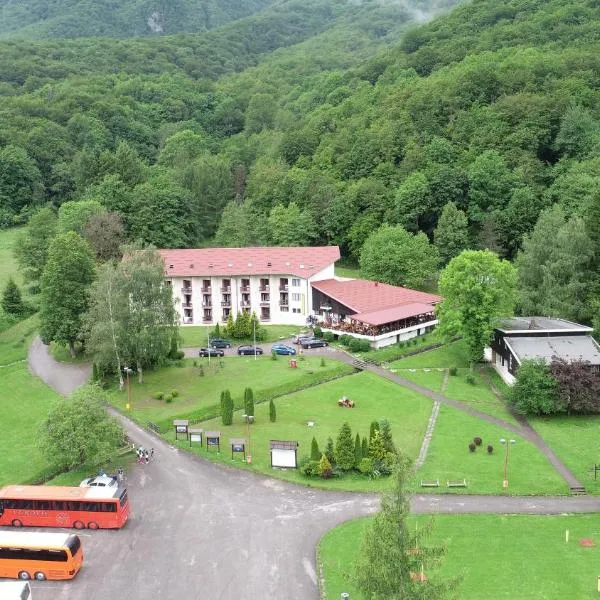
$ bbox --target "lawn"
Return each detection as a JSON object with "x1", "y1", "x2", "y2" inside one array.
[
  {"x1": 107, "y1": 355, "x2": 355, "y2": 430},
  {"x1": 168, "y1": 371, "x2": 433, "y2": 492},
  {"x1": 0, "y1": 362, "x2": 60, "y2": 486},
  {"x1": 0, "y1": 313, "x2": 39, "y2": 365},
  {"x1": 361, "y1": 330, "x2": 443, "y2": 364},
  {"x1": 390, "y1": 340, "x2": 471, "y2": 369},
  {"x1": 334, "y1": 262, "x2": 362, "y2": 279},
  {"x1": 320, "y1": 514, "x2": 600, "y2": 600},
  {"x1": 413, "y1": 404, "x2": 568, "y2": 495},
  {"x1": 0, "y1": 227, "x2": 23, "y2": 291},
  {"x1": 178, "y1": 324, "x2": 306, "y2": 347},
  {"x1": 531, "y1": 415, "x2": 600, "y2": 495}
]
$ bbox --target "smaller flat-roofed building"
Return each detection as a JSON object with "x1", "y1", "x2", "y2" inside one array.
[
  {"x1": 485, "y1": 316, "x2": 600, "y2": 384},
  {"x1": 311, "y1": 279, "x2": 441, "y2": 348}
]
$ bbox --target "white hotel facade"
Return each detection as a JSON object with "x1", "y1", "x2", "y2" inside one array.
[{"x1": 158, "y1": 246, "x2": 341, "y2": 327}]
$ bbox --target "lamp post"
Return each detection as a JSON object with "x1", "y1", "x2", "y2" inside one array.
[
  {"x1": 243, "y1": 414, "x2": 254, "y2": 464},
  {"x1": 253, "y1": 317, "x2": 257, "y2": 361},
  {"x1": 499, "y1": 438, "x2": 516, "y2": 488},
  {"x1": 123, "y1": 366, "x2": 133, "y2": 411}
]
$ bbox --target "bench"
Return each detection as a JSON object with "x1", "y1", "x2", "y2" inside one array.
[
  {"x1": 447, "y1": 479, "x2": 467, "y2": 488},
  {"x1": 420, "y1": 480, "x2": 440, "y2": 488},
  {"x1": 147, "y1": 421, "x2": 161, "y2": 433}
]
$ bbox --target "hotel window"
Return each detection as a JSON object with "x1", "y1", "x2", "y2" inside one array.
[
  {"x1": 291, "y1": 278, "x2": 301, "y2": 287},
  {"x1": 292, "y1": 308, "x2": 302, "y2": 314},
  {"x1": 291, "y1": 293, "x2": 301, "y2": 301},
  {"x1": 280, "y1": 306, "x2": 289, "y2": 312}
]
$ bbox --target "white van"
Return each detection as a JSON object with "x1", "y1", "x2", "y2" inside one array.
[{"x1": 0, "y1": 581, "x2": 32, "y2": 599}]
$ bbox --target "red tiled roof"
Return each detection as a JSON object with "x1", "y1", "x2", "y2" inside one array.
[
  {"x1": 311, "y1": 279, "x2": 441, "y2": 314},
  {"x1": 158, "y1": 246, "x2": 340, "y2": 278},
  {"x1": 350, "y1": 302, "x2": 436, "y2": 326}
]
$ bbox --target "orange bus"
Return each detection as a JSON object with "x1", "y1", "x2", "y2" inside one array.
[
  {"x1": 0, "y1": 485, "x2": 129, "y2": 530},
  {"x1": 0, "y1": 531, "x2": 83, "y2": 581}
]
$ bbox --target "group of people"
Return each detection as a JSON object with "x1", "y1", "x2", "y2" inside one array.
[{"x1": 136, "y1": 446, "x2": 154, "y2": 464}]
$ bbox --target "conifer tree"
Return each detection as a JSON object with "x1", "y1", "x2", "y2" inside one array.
[
  {"x1": 335, "y1": 422, "x2": 355, "y2": 471},
  {"x1": 362, "y1": 436, "x2": 369, "y2": 458},
  {"x1": 2, "y1": 277, "x2": 24, "y2": 316},
  {"x1": 369, "y1": 421, "x2": 380, "y2": 441},
  {"x1": 318, "y1": 453, "x2": 333, "y2": 478},
  {"x1": 379, "y1": 419, "x2": 396, "y2": 454},
  {"x1": 221, "y1": 389, "x2": 233, "y2": 425},
  {"x1": 310, "y1": 437, "x2": 320, "y2": 461},
  {"x1": 325, "y1": 437, "x2": 335, "y2": 465},
  {"x1": 269, "y1": 398, "x2": 276, "y2": 422},
  {"x1": 354, "y1": 433, "x2": 362, "y2": 468},
  {"x1": 244, "y1": 387, "x2": 254, "y2": 417}
]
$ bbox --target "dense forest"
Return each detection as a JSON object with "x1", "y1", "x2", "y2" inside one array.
[
  {"x1": 0, "y1": 0, "x2": 277, "y2": 38},
  {"x1": 2, "y1": 0, "x2": 600, "y2": 327}
]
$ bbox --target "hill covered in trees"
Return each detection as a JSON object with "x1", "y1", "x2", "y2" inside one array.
[
  {"x1": 0, "y1": 0, "x2": 277, "y2": 38},
  {"x1": 3, "y1": 0, "x2": 600, "y2": 325}
]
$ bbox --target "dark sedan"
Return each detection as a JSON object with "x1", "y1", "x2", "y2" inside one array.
[
  {"x1": 237, "y1": 345, "x2": 264, "y2": 356},
  {"x1": 210, "y1": 338, "x2": 232, "y2": 348},
  {"x1": 199, "y1": 347, "x2": 225, "y2": 357},
  {"x1": 301, "y1": 338, "x2": 329, "y2": 349},
  {"x1": 271, "y1": 343, "x2": 296, "y2": 355}
]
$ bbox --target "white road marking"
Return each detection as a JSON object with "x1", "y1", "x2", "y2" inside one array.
[{"x1": 302, "y1": 557, "x2": 317, "y2": 584}]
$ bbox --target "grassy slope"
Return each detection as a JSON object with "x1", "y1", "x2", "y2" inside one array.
[
  {"x1": 178, "y1": 324, "x2": 304, "y2": 347},
  {"x1": 107, "y1": 355, "x2": 354, "y2": 428},
  {"x1": 0, "y1": 228, "x2": 23, "y2": 290},
  {"x1": 320, "y1": 514, "x2": 600, "y2": 600},
  {"x1": 169, "y1": 371, "x2": 432, "y2": 492}
]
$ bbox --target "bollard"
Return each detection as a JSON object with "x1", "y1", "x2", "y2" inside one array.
[{"x1": 341, "y1": 594, "x2": 350, "y2": 600}]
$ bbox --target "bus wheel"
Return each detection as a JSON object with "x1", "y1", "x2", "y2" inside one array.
[
  {"x1": 73, "y1": 520, "x2": 85, "y2": 529},
  {"x1": 34, "y1": 572, "x2": 47, "y2": 581},
  {"x1": 11, "y1": 519, "x2": 22, "y2": 527},
  {"x1": 18, "y1": 571, "x2": 31, "y2": 580},
  {"x1": 87, "y1": 521, "x2": 99, "y2": 530}
]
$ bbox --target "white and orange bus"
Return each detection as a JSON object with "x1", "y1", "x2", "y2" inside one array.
[
  {"x1": 0, "y1": 485, "x2": 129, "y2": 530},
  {"x1": 0, "y1": 531, "x2": 83, "y2": 581}
]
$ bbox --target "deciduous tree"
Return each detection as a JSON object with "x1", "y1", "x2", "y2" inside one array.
[
  {"x1": 508, "y1": 359, "x2": 563, "y2": 415},
  {"x1": 433, "y1": 201, "x2": 470, "y2": 265},
  {"x1": 82, "y1": 211, "x2": 126, "y2": 262},
  {"x1": 57, "y1": 199, "x2": 106, "y2": 235},
  {"x1": 437, "y1": 250, "x2": 517, "y2": 362},
  {"x1": 40, "y1": 232, "x2": 95, "y2": 357}
]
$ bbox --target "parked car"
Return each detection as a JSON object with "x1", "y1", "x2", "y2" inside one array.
[
  {"x1": 292, "y1": 332, "x2": 313, "y2": 344},
  {"x1": 271, "y1": 343, "x2": 297, "y2": 355},
  {"x1": 199, "y1": 347, "x2": 225, "y2": 357},
  {"x1": 209, "y1": 338, "x2": 232, "y2": 348},
  {"x1": 301, "y1": 338, "x2": 329, "y2": 349},
  {"x1": 237, "y1": 345, "x2": 264, "y2": 356},
  {"x1": 80, "y1": 474, "x2": 118, "y2": 488}
]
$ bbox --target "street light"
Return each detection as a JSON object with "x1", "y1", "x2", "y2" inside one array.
[
  {"x1": 499, "y1": 438, "x2": 516, "y2": 488},
  {"x1": 123, "y1": 366, "x2": 133, "y2": 411},
  {"x1": 242, "y1": 414, "x2": 254, "y2": 464}
]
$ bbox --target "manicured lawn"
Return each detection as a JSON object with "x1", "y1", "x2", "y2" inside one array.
[
  {"x1": 334, "y1": 263, "x2": 362, "y2": 279},
  {"x1": 320, "y1": 514, "x2": 600, "y2": 600},
  {"x1": 363, "y1": 330, "x2": 443, "y2": 364},
  {"x1": 397, "y1": 368, "x2": 445, "y2": 392},
  {"x1": 413, "y1": 404, "x2": 568, "y2": 495},
  {"x1": 391, "y1": 340, "x2": 471, "y2": 369},
  {"x1": 178, "y1": 324, "x2": 305, "y2": 347},
  {"x1": 168, "y1": 371, "x2": 433, "y2": 492},
  {"x1": 0, "y1": 362, "x2": 60, "y2": 486},
  {"x1": 0, "y1": 227, "x2": 23, "y2": 290},
  {"x1": 531, "y1": 415, "x2": 600, "y2": 495},
  {"x1": 108, "y1": 355, "x2": 354, "y2": 430}
]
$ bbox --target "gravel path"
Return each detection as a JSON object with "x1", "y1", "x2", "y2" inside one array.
[{"x1": 25, "y1": 338, "x2": 600, "y2": 600}]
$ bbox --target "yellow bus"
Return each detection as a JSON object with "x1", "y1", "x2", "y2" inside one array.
[{"x1": 0, "y1": 531, "x2": 83, "y2": 581}]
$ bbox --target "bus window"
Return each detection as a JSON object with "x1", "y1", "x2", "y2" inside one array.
[
  {"x1": 119, "y1": 490, "x2": 128, "y2": 507},
  {"x1": 66, "y1": 536, "x2": 81, "y2": 558}
]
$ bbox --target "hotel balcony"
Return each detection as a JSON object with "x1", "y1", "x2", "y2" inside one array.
[
  {"x1": 181, "y1": 302, "x2": 193, "y2": 309},
  {"x1": 241, "y1": 301, "x2": 251, "y2": 308},
  {"x1": 240, "y1": 286, "x2": 250, "y2": 292},
  {"x1": 279, "y1": 284, "x2": 288, "y2": 291},
  {"x1": 201, "y1": 286, "x2": 211, "y2": 293},
  {"x1": 259, "y1": 285, "x2": 270, "y2": 292},
  {"x1": 202, "y1": 315, "x2": 212, "y2": 323},
  {"x1": 181, "y1": 286, "x2": 192, "y2": 293},
  {"x1": 221, "y1": 301, "x2": 232, "y2": 307},
  {"x1": 221, "y1": 286, "x2": 231, "y2": 292},
  {"x1": 202, "y1": 301, "x2": 212, "y2": 307}
]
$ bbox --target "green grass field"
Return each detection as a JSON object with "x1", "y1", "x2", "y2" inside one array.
[
  {"x1": 390, "y1": 341, "x2": 471, "y2": 369},
  {"x1": 320, "y1": 514, "x2": 600, "y2": 600},
  {"x1": 178, "y1": 324, "x2": 305, "y2": 347},
  {"x1": 413, "y1": 404, "x2": 568, "y2": 495},
  {"x1": 0, "y1": 227, "x2": 23, "y2": 290},
  {"x1": 108, "y1": 355, "x2": 354, "y2": 430},
  {"x1": 169, "y1": 371, "x2": 433, "y2": 492},
  {"x1": 531, "y1": 415, "x2": 600, "y2": 495},
  {"x1": 0, "y1": 313, "x2": 39, "y2": 365}
]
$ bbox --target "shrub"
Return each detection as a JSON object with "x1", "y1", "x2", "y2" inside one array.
[
  {"x1": 198, "y1": 366, "x2": 204, "y2": 377},
  {"x1": 508, "y1": 358, "x2": 563, "y2": 415},
  {"x1": 487, "y1": 445, "x2": 494, "y2": 454},
  {"x1": 354, "y1": 433, "x2": 362, "y2": 468},
  {"x1": 319, "y1": 454, "x2": 333, "y2": 479},
  {"x1": 271, "y1": 351, "x2": 278, "y2": 360},
  {"x1": 473, "y1": 437, "x2": 482, "y2": 446},
  {"x1": 412, "y1": 338, "x2": 418, "y2": 345},
  {"x1": 323, "y1": 331, "x2": 334, "y2": 342},
  {"x1": 361, "y1": 436, "x2": 369, "y2": 458},
  {"x1": 358, "y1": 457, "x2": 374, "y2": 476},
  {"x1": 269, "y1": 398, "x2": 276, "y2": 422},
  {"x1": 221, "y1": 390, "x2": 233, "y2": 425},
  {"x1": 299, "y1": 457, "x2": 320, "y2": 477},
  {"x1": 465, "y1": 373, "x2": 476, "y2": 385},
  {"x1": 193, "y1": 360, "x2": 197, "y2": 367},
  {"x1": 339, "y1": 334, "x2": 352, "y2": 346},
  {"x1": 348, "y1": 338, "x2": 370, "y2": 352},
  {"x1": 468, "y1": 442, "x2": 476, "y2": 452},
  {"x1": 320, "y1": 357, "x2": 326, "y2": 367},
  {"x1": 244, "y1": 387, "x2": 255, "y2": 417},
  {"x1": 175, "y1": 350, "x2": 185, "y2": 360},
  {"x1": 325, "y1": 437, "x2": 335, "y2": 465},
  {"x1": 171, "y1": 390, "x2": 179, "y2": 398},
  {"x1": 379, "y1": 419, "x2": 396, "y2": 454},
  {"x1": 164, "y1": 394, "x2": 173, "y2": 403},
  {"x1": 153, "y1": 392, "x2": 164, "y2": 400},
  {"x1": 369, "y1": 421, "x2": 380, "y2": 441},
  {"x1": 313, "y1": 326, "x2": 323, "y2": 338},
  {"x1": 449, "y1": 366, "x2": 457, "y2": 376},
  {"x1": 335, "y1": 422, "x2": 355, "y2": 471}
]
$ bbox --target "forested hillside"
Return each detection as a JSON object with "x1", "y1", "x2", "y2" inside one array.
[
  {"x1": 0, "y1": 0, "x2": 277, "y2": 38},
  {"x1": 3, "y1": 0, "x2": 600, "y2": 323}
]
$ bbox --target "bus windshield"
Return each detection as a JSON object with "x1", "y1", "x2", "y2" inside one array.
[{"x1": 66, "y1": 535, "x2": 81, "y2": 557}]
